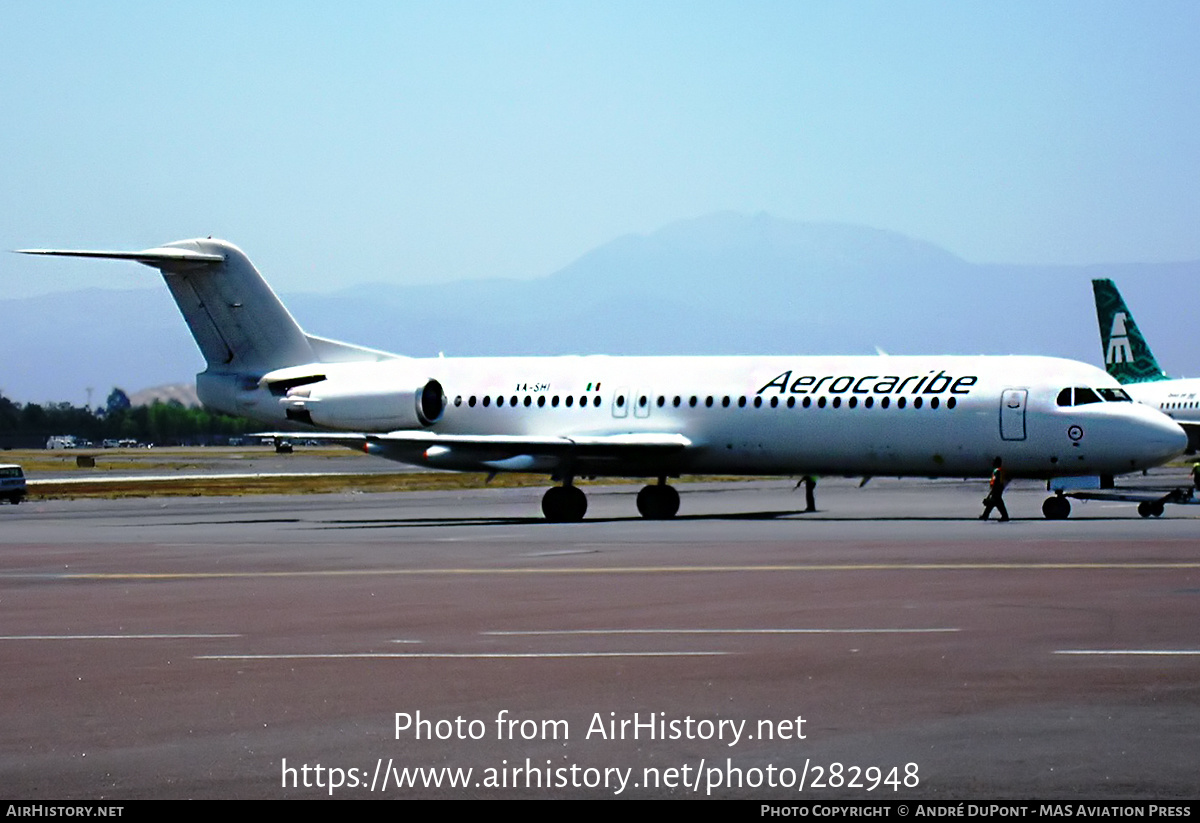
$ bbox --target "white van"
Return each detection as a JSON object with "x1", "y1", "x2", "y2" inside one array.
[{"x1": 0, "y1": 465, "x2": 26, "y2": 504}]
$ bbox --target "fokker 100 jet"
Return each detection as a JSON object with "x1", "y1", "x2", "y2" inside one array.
[{"x1": 20, "y1": 239, "x2": 1187, "y2": 520}]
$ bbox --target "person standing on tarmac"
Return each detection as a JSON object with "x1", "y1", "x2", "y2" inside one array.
[{"x1": 979, "y1": 457, "x2": 1009, "y2": 521}]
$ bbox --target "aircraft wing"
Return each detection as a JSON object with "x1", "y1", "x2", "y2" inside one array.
[{"x1": 263, "y1": 430, "x2": 692, "y2": 473}]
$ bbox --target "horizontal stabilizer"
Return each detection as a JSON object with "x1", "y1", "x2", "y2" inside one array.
[{"x1": 16, "y1": 247, "x2": 224, "y2": 270}]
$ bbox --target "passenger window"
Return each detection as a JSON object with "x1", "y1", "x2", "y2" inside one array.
[
  {"x1": 738, "y1": 397, "x2": 747, "y2": 408},
  {"x1": 469, "y1": 396, "x2": 477, "y2": 407},
  {"x1": 848, "y1": 397, "x2": 857, "y2": 408},
  {"x1": 524, "y1": 396, "x2": 532, "y2": 407},
  {"x1": 913, "y1": 397, "x2": 923, "y2": 409},
  {"x1": 538, "y1": 396, "x2": 546, "y2": 407}
]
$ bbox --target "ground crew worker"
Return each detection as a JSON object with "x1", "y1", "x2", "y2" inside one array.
[{"x1": 980, "y1": 457, "x2": 1009, "y2": 521}]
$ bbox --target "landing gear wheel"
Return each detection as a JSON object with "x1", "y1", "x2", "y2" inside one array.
[
  {"x1": 542, "y1": 485, "x2": 587, "y2": 522},
  {"x1": 1151, "y1": 501, "x2": 1165, "y2": 518},
  {"x1": 1042, "y1": 495, "x2": 1071, "y2": 520},
  {"x1": 1138, "y1": 501, "x2": 1153, "y2": 518},
  {"x1": 636, "y1": 484, "x2": 680, "y2": 519}
]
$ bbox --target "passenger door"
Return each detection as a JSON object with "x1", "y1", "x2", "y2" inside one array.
[{"x1": 1000, "y1": 389, "x2": 1027, "y2": 441}]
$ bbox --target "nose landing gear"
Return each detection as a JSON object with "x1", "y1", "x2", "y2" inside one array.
[{"x1": 1042, "y1": 493, "x2": 1071, "y2": 520}]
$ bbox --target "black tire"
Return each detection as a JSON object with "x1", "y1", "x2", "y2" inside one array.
[
  {"x1": 542, "y1": 486, "x2": 587, "y2": 522},
  {"x1": 1042, "y1": 496, "x2": 1071, "y2": 520},
  {"x1": 636, "y1": 484, "x2": 680, "y2": 519}
]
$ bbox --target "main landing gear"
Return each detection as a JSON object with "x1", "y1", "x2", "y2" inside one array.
[
  {"x1": 1041, "y1": 493, "x2": 1071, "y2": 520},
  {"x1": 636, "y1": 478, "x2": 680, "y2": 520},
  {"x1": 540, "y1": 477, "x2": 681, "y2": 522},
  {"x1": 541, "y1": 483, "x2": 587, "y2": 523}
]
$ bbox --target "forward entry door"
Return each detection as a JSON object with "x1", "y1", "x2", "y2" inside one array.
[{"x1": 1000, "y1": 389, "x2": 1027, "y2": 441}]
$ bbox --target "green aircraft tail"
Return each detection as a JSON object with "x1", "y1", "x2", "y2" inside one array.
[{"x1": 1091, "y1": 278, "x2": 1169, "y2": 384}]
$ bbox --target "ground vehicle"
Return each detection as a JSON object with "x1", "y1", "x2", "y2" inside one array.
[{"x1": 0, "y1": 465, "x2": 26, "y2": 504}]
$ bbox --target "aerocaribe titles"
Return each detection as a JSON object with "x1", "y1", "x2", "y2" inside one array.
[{"x1": 757, "y1": 369, "x2": 979, "y2": 397}]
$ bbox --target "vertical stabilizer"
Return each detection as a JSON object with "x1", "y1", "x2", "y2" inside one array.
[
  {"x1": 1091, "y1": 278, "x2": 1169, "y2": 384},
  {"x1": 156, "y1": 239, "x2": 315, "y2": 372},
  {"x1": 19, "y1": 239, "x2": 326, "y2": 374}
]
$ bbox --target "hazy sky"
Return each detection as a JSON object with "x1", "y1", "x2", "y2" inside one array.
[{"x1": 5, "y1": 1, "x2": 1200, "y2": 296}]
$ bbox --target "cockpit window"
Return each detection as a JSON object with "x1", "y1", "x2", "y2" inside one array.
[
  {"x1": 1097, "y1": 388, "x2": 1131, "y2": 402},
  {"x1": 1057, "y1": 387, "x2": 1112, "y2": 407}
]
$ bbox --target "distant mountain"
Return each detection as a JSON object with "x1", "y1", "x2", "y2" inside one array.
[
  {"x1": 128, "y1": 383, "x2": 199, "y2": 407},
  {"x1": 6, "y1": 212, "x2": 1199, "y2": 404}
]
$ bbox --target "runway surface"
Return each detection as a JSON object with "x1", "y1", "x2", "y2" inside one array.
[{"x1": 2, "y1": 474, "x2": 1198, "y2": 799}]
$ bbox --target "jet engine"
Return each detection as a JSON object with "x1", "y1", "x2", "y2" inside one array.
[{"x1": 262, "y1": 363, "x2": 445, "y2": 432}]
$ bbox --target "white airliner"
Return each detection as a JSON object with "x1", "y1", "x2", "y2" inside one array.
[
  {"x1": 1093, "y1": 278, "x2": 1200, "y2": 453},
  {"x1": 19, "y1": 239, "x2": 1187, "y2": 520}
]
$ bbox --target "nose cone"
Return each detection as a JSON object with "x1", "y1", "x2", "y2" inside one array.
[{"x1": 1131, "y1": 406, "x2": 1189, "y2": 467}]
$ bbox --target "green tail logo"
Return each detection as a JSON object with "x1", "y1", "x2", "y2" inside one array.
[{"x1": 1091, "y1": 279, "x2": 1168, "y2": 384}]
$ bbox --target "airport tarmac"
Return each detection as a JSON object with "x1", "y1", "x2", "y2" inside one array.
[{"x1": 1, "y1": 474, "x2": 1198, "y2": 799}]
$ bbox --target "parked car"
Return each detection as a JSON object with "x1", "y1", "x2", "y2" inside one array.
[{"x1": 0, "y1": 465, "x2": 26, "y2": 505}]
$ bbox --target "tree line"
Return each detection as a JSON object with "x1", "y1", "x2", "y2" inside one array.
[{"x1": 0, "y1": 389, "x2": 257, "y2": 448}]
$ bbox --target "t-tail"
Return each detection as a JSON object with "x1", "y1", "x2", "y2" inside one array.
[
  {"x1": 1091, "y1": 278, "x2": 1168, "y2": 384},
  {"x1": 17, "y1": 239, "x2": 401, "y2": 421}
]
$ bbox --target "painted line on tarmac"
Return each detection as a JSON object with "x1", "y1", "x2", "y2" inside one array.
[
  {"x1": 197, "y1": 651, "x2": 729, "y2": 660},
  {"x1": 0, "y1": 633, "x2": 241, "y2": 640},
  {"x1": 15, "y1": 560, "x2": 1200, "y2": 581},
  {"x1": 483, "y1": 628, "x2": 960, "y2": 636},
  {"x1": 1055, "y1": 649, "x2": 1200, "y2": 656}
]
